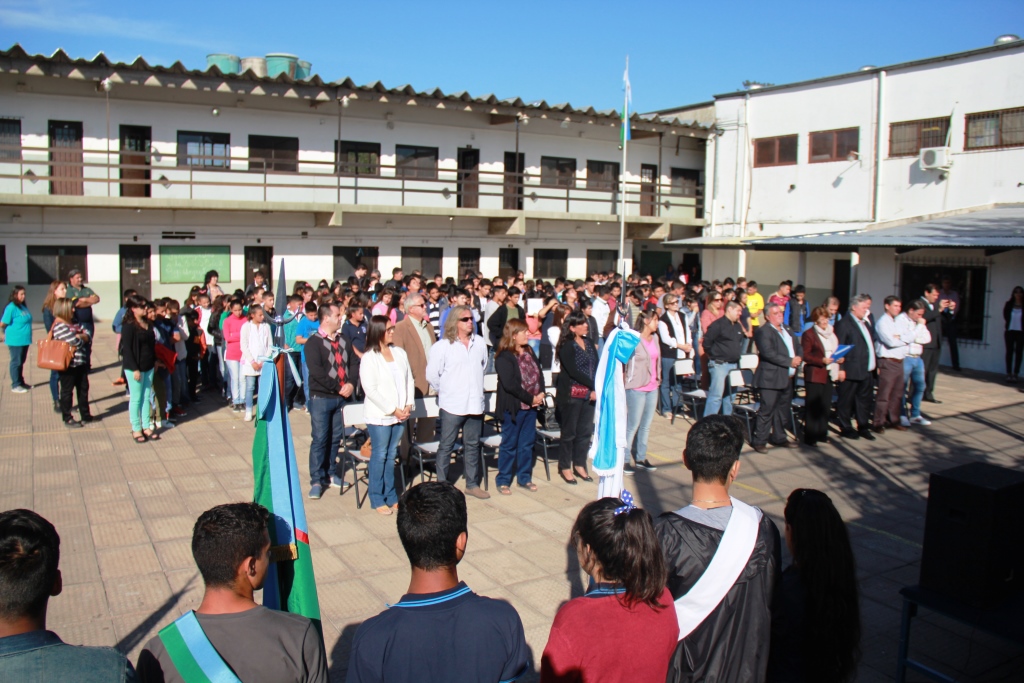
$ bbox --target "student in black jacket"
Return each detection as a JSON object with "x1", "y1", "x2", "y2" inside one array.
[
  {"x1": 555, "y1": 310, "x2": 598, "y2": 485},
  {"x1": 120, "y1": 294, "x2": 157, "y2": 443},
  {"x1": 834, "y1": 294, "x2": 877, "y2": 440},
  {"x1": 920, "y1": 284, "x2": 943, "y2": 403},
  {"x1": 494, "y1": 319, "x2": 545, "y2": 494},
  {"x1": 702, "y1": 302, "x2": 746, "y2": 419},
  {"x1": 486, "y1": 286, "x2": 525, "y2": 348}
]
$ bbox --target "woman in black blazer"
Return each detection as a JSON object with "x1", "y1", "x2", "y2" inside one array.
[
  {"x1": 1004, "y1": 286, "x2": 1024, "y2": 382},
  {"x1": 494, "y1": 318, "x2": 546, "y2": 495},
  {"x1": 555, "y1": 310, "x2": 599, "y2": 485}
]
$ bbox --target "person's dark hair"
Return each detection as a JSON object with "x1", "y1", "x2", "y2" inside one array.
[
  {"x1": 203, "y1": 270, "x2": 220, "y2": 286},
  {"x1": 7, "y1": 285, "x2": 25, "y2": 305},
  {"x1": 883, "y1": 295, "x2": 900, "y2": 307},
  {"x1": 122, "y1": 294, "x2": 149, "y2": 327},
  {"x1": 0, "y1": 509, "x2": 60, "y2": 620},
  {"x1": 633, "y1": 308, "x2": 658, "y2": 332},
  {"x1": 923, "y1": 283, "x2": 939, "y2": 295},
  {"x1": 906, "y1": 299, "x2": 927, "y2": 312},
  {"x1": 304, "y1": 301, "x2": 318, "y2": 314},
  {"x1": 365, "y1": 314, "x2": 391, "y2": 352},
  {"x1": 747, "y1": 280, "x2": 758, "y2": 289},
  {"x1": 809, "y1": 305, "x2": 829, "y2": 323},
  {"x1": 684, "y1": 414, "x2": 745, "y2": 483},
  {"x1": 785, "y1": 489, "x2": 861, "y2": 682},
  {"x1": 1010, "y1": 286, "x2": 1024, "y2": 302},
  {"x1": 571, "y1": 497, "x2": 668, "y2": 609},
  {"x1": 397, "y1": 482, "x2": 467, "y2": 570},
  {"x1": 507, "y1": 286, "x2": 521, "y2": 298},
  {"x1": 556, "y1": 309, "x2": 589, "y2": 358},
  {"x1": 191, "y1": 503, "x2": 270, "y2": 588},
  {"x1": 317, "y1": 302, "x2": 338, "y2": 323},
  {"x1": 247, "y1": 304, "x2": 264, "y2": 321}
]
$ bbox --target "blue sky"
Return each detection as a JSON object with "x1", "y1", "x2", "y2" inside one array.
[{"x1": 2, "y1": 0, "x2": 1021, "y2": 112}]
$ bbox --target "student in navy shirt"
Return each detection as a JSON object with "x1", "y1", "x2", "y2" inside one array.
[{"x1": 346, "y1": 482, "x2": 530, "y2": 683}]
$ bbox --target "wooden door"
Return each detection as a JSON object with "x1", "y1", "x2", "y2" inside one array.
[
  {"x1": 640, "y1": 163, "x2": 657, "y2": 217},
  {"x1": 498, "y1": 248, "x2": 519, "y2": 279},
  {"x1": 49, "y1": 120, "x2": 83, "y2": 196},
  {"x1": 832, "y1": 258, "x2": 851, "y2": 312},
  {"x1": 119, "y1": 245, "x2": 152, "y2": 299},
  {"x1": 120, "y1": 125, "x2": 152, "y2": 198},
  {"x1": 457, "y1": 148, "x2": 480, "y2": 209},
  {"x1": 244, "y1": 246, "x2": 273, "y2": 290},
  {"x1": 503, "y1": 152, "x2": 524, "y2": 210}
]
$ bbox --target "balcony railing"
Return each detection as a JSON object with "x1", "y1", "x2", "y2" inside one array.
[{"x1": 0, "y1": 144, "x2": 703, "y2": 220}]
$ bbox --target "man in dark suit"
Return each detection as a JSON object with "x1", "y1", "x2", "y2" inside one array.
[
  {"x1": 834, "y1": 293, "x2": 878, "y2": 440},
  {"x1": 921, "y1": 284, "x2": 943, "y2": 403},
  {"x1": 752, "y1": 303, "x2": 801, "y2": 453}
]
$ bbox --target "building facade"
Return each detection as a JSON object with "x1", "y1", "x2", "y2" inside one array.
[
  {"x1": 0, "y1": 45, "x2": 708, "y2": 319},
  {"x1": 659, "y1": 38, "x2": 1024, "y2": 374}
]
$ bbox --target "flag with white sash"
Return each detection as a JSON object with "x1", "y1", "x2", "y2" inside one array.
[{"x1": 157, "y1": 611, "x2": 241, "y2": 683}]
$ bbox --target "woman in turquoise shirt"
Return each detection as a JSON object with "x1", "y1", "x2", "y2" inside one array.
[{"x1": 0, "y1": 285, "x2": 33, "y2": 393}]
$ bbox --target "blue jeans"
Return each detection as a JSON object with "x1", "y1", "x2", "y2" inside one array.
[
  {"x1": 496, "y1": 409, "x2": 537, "y2": 487},
  {"x1": 903, "y1": 356, "x2": 926, "y2": 418},
  {"x1": 7, "y1": 345, "x2": 28, "y2": 389},
  {"x1": 244, "y1": 375, "x2": 257, "y2": 412},
  {"x1": 301, "y1": 359, "x2": 310, "y2": 403},
  {"x1": 659, "y1": 357, "x2": 678, "y2": 414},
  {"x1": 367, "y1": 422, "x2": 404, "y2": 508},
  {"x1": 173, "y1": 360, "x2": 187, "y2": 405},
  {"x1": 626, "y1": 388, "x2": 659, "y2": 462},
  {"x1": 436, "y1": 409, "x2": 483, "y2": 488},
  {"x1": 49, "y1": 370, "x2": 59, "y2": 401},
  {"x1": 125, "y1": 368, "x2": 154, "y2": 432},
  {"x1": 703, "y1": 360, "x2": 737, "y2": 418},
  {"x1": 308, "y1": 394, "x2": 345, "y2": 486},
  {"x1": 225, "y1": 359, "x2": 243, "y2": 405}
]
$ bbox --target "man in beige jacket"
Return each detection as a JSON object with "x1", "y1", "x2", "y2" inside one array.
[{"x1": 391, "y1": 293, "x2": 437, "y2": 451}]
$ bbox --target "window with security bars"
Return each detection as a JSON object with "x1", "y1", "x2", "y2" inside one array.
[
  {"x1": 533, "y1": 249, "x2": 568, "y2": 279},
  {"x1": 540, "y1": 157, "x2": 577, "y2": 188},
  {"x1": 335, "y1": 140, "x2": 380, "y2": 176},
  {"x1": 248, "y1": 135, "x2": 298, "y2": 173},
  {"x1": 965, "y1": 107, "x2": 1024, "y2": 150},
  {"x1": 458, "y1": 248, "x2": 481, "y2": 277},
  {"x1": 0, "y1": 118, "x2": 21, "y2": 161},
  {"x1": 401, "y1": 247, "x2": 443, "y2": 277},
  {"x1": 889, "y1": 118, "x2": 950, "y2": 157},
  {"x1": 395, "y1": 145, "x2": 438, "y2": 179},
  {"x1": 899, "y1": 263, "x2": 987, "y2": 342},
  {"x1": 177, "y1": 131, "x2": 230, "y2": 168},
  {"x1": 587, "y1": 249, "x2": 618, "y2": 276},
  {"x1": 586, "y1": 160, "x2": 619, "y2": 191},
  {"x1": 27, "y1": 246, "x2": 87, "y2": 285},
  {"x1": 753, "y1": 135, "x2": 798, "y2": 167},
  {"x1": 809, "y1": 128, "x2": 859, "y2": 163}
]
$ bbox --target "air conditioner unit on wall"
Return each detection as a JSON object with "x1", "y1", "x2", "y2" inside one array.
[{"x1": 919, "y1": 147, "x2": 952, "y2": 171}]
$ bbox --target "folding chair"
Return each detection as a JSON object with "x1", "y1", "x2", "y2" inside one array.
[
  {"x1": 670, "y1": 358, "x2": 696, "y2": 424},
  {"x1": 730, "y1": 369, "x2": 760, "y2": 444},
  {"x1": 340, "y1": 402, "x2": 370, "y2": 508},
  {"x1": 535, "y1": 393, "x2": 559, "y2": 480},
  {"x1": 407, "y1": 396, "x2": 463, "y2": 484},
  {"x1": 480, "y1": 392, "x2": 503, "y2": 490}
]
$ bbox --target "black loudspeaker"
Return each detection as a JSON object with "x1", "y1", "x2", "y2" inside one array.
[{"x1": 920, "y1": 462, "x2": 1024, "y2": 606}]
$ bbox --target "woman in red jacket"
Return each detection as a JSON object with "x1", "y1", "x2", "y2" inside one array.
[
  {"x1": 800, "y1": 306, "x2": 845, "y2": 447},
  {"x1": 541, "y1": 493, "x2": 678, "y2": 682}
]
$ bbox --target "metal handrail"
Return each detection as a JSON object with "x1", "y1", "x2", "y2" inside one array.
[{"x1": 0, "y1": 143, "x2": 704, "y2": 216}]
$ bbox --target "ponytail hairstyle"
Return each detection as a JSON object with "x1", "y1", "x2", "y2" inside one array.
[
  {"x1": 571, "y1": 496, "x2": 668, "y2": 610},
  {"x1": 785, "y1": 488, "x2": 861, "y2": 682}
]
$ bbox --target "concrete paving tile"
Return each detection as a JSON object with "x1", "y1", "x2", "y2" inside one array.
[
  {"x1": 143, "y1": 515, "x2": 195, "y2": 542},
  {"x1": 97, "y1": 545, "x2": 162, "y2": 580},
  {"x1": 154, "y1": 538, "x2": 196, "y2": 572},
  {"x1": 173, "y1": 474, "x2": 223, "y2": 494},
  {"x1": 134, "y1": 493, "x2": 191, "y2": 519},
  {"x1": 361, "y1": 568, "x2": 411, "y2": 602},
  {"x1": 57, "y1": 618, "x2": 118, "y2": 648},
  {"x1": 505, "y1": 575, "x2": 576, "y2": 617},
  {"x1": 33, "y1": 453, "x2": 78, "y2": 473},
  {"x1": 309, "y1": 547, "x2": 357, "y2": 583},
  {"x1": 508, "y1": 539, "x2": 578, "y2": 577},
  {"x1": 121, "y1": 461, "x2": 170, "y2": 482},
  {"x1": 309, "y1": 518, "x2": 373, "y2": 547},
  {"x1": 335, "y1": 540, "x2": 405, "y2": 575},
  {"x1": 317, "y1": 578, "x2": 388, "y2": 621},
  {"x1": 521, "y1": 510, "x2": 575, "y2": 538},
  {"x1": 475, "y1": 517, "x2": 547, "y2": 545},
  {"x1": 183, "y1": 491, "x2": 233, "y2": 514},
  {"x1": 104, "y1": 572, "x2": 174, "y2": 617},
  {"x1": 79, "y1": 466, "x2": 127, "y2": 489},
  {"x1": 92, "y1": 520, "x2": 150, "y2": 548},
  {"x1": 88, "y1": 499, "x2": 141, "y2": 524},
  {"x1": 483, "y1": 587, "x2": 551, "y2": 630},
  {"x1": 48, "y1": 580, "x2": 111, "y2": 625},
  {"x1": 111, "y1": 608, "x2": 181, "y2": 662},
  {"x1": 162, "y1": 458, "x2": 213, "y2": 478},
  {"x1": 32, "y1": 502, "x2": 90, "y2": 530},
  {"x1": 164, "y1": 570, "x2": 204, "y2": 612},
  {"x1": 206, "y1": 453, "x2": 251, "y2": 472},
  {"x1": 82, "y1": 482, "x2": 133, "y2": 505},
  {"x1": 468, "y1": 548, "x2": 549, "y2": 585},
  {"x1": 0, "y1": 491, "x2": 34, "y2": 509}
]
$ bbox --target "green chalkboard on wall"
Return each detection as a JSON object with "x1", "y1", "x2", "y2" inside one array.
[{"x1": 159, "y1": 245, "x2": 231, "y2": 284}]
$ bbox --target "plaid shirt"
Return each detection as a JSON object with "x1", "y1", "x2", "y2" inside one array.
[
  {"x1": 305, "y1": 330, "x2": 351, "y2": 398},
  {"x1": 51, "y1": 320, "x2": 91, "y2": 367}
]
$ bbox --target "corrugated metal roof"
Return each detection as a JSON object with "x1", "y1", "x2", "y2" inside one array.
[
  {"x1": 0, "y1": 44, "x2": 709, "y2": 131},
  {"x1": 664, "y1": 205, "x2": 1024, "y2": 251}
]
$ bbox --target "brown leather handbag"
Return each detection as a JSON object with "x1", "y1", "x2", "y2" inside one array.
[{"x1": 37, "y1": 328, "x2": 73, "y2": 371}]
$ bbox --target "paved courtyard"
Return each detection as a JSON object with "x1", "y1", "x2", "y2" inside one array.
[{"x1": 1, "y1": 329, "x2": 1022, "y2": 681}]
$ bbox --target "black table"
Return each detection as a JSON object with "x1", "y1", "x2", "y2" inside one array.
[{"x1": 896, "y1": 584, "x2": 1024, "y2": 682}]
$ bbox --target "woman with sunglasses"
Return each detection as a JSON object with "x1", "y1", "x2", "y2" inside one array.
[
  {"x1": 360, "y1": 315, "x2": 415, "y2": 515},
  {"x1": 555, "y1": 310, "x2": 599, "y2": 485}
]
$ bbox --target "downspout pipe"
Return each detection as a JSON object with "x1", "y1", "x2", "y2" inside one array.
[{"x1": 872, "y1": 70, "x2": 885, "y2": 223}]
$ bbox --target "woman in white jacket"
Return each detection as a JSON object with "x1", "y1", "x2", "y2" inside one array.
[
  {"x1": 240, "y1": 305, "x2": 271, "y2": 422},
  {"x1": 359, "y1": 315, "x2": 415, "y2": 515}
]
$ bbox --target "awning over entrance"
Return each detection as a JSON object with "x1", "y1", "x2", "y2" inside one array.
[{"x1": 663, "y1": 204, "x2": 1024, "y2": 255}]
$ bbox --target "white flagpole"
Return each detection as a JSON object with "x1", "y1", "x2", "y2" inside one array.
[{"x1": 618, "y1": 56, "x2": 630, "y2": 307}]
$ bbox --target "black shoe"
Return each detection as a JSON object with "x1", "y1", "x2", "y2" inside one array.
[
  {"x1": 634, "y1": 460, "x2": 658, "y2": 471},
  {"x1": 64, "y1": 419, "x2": 83, "y2": 429},
  {"x1": 923, "y1": 396, "x2": 942, "y2": 404},
  {"x1": 840, "y1": 429, "x2": 861, "y2": 440},
  {"x1": 559, "y1": 471, "x2": 578, "y2": 485},
  {"x1": 574, "y1": 469, "x2": 594, "y2": 482},
  {"x1": 752, "y1": 444, "x2": 769, "y2": 454},
  {"x1": 623, "y1": 464, "x2": 636, "y2": 476},
  {"x1": 53, "y1": 400, "x2": 61, "y2": 414},
  {"x1": 859, "y1": 429, "x2": 876, "y2": 441},
  {"x1": 772, "y1": 440, "x2": 799, "y2": 449},
  {"x1": 81, "y1": 415, "x2": 101, "y2": 423}
]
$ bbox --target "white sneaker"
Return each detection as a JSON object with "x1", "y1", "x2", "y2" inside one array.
[
  {"x1": 909, "y1": 416, "x2": 932, "y2": 426},
  {"x1": 244, "y1": 410, "x2": 253, "y2": 422},
  {"x1": 899, "y1": 415, "x2": 911, "y2": 428},
  {"x1": 11, "y1": 386, "x2": 29, "y2": 394}
]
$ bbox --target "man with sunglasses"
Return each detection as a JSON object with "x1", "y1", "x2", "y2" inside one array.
[{"x1": 426, "y1": 305, "x2": 489, "y2": 499}]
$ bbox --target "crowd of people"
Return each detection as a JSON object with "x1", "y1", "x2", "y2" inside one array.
[
  {"x1": 3, "y1": 265, "x2": 1022, "y2": 493},
  {"x1": 1, "y1": 416, "x2": 863, "y2": 682}
]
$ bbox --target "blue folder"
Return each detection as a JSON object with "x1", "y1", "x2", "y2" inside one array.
[{"x1": 831, "y1": 344, "x2": 854, "y2": 360}]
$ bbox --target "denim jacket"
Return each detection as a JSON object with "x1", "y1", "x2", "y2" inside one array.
[{"x1": 0, "y1": 630, "x2": 136, "y2": 682}]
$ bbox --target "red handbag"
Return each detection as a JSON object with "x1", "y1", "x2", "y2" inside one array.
[{"x1": 570, "y1": 383, "x2": 590, "y2": 400}]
